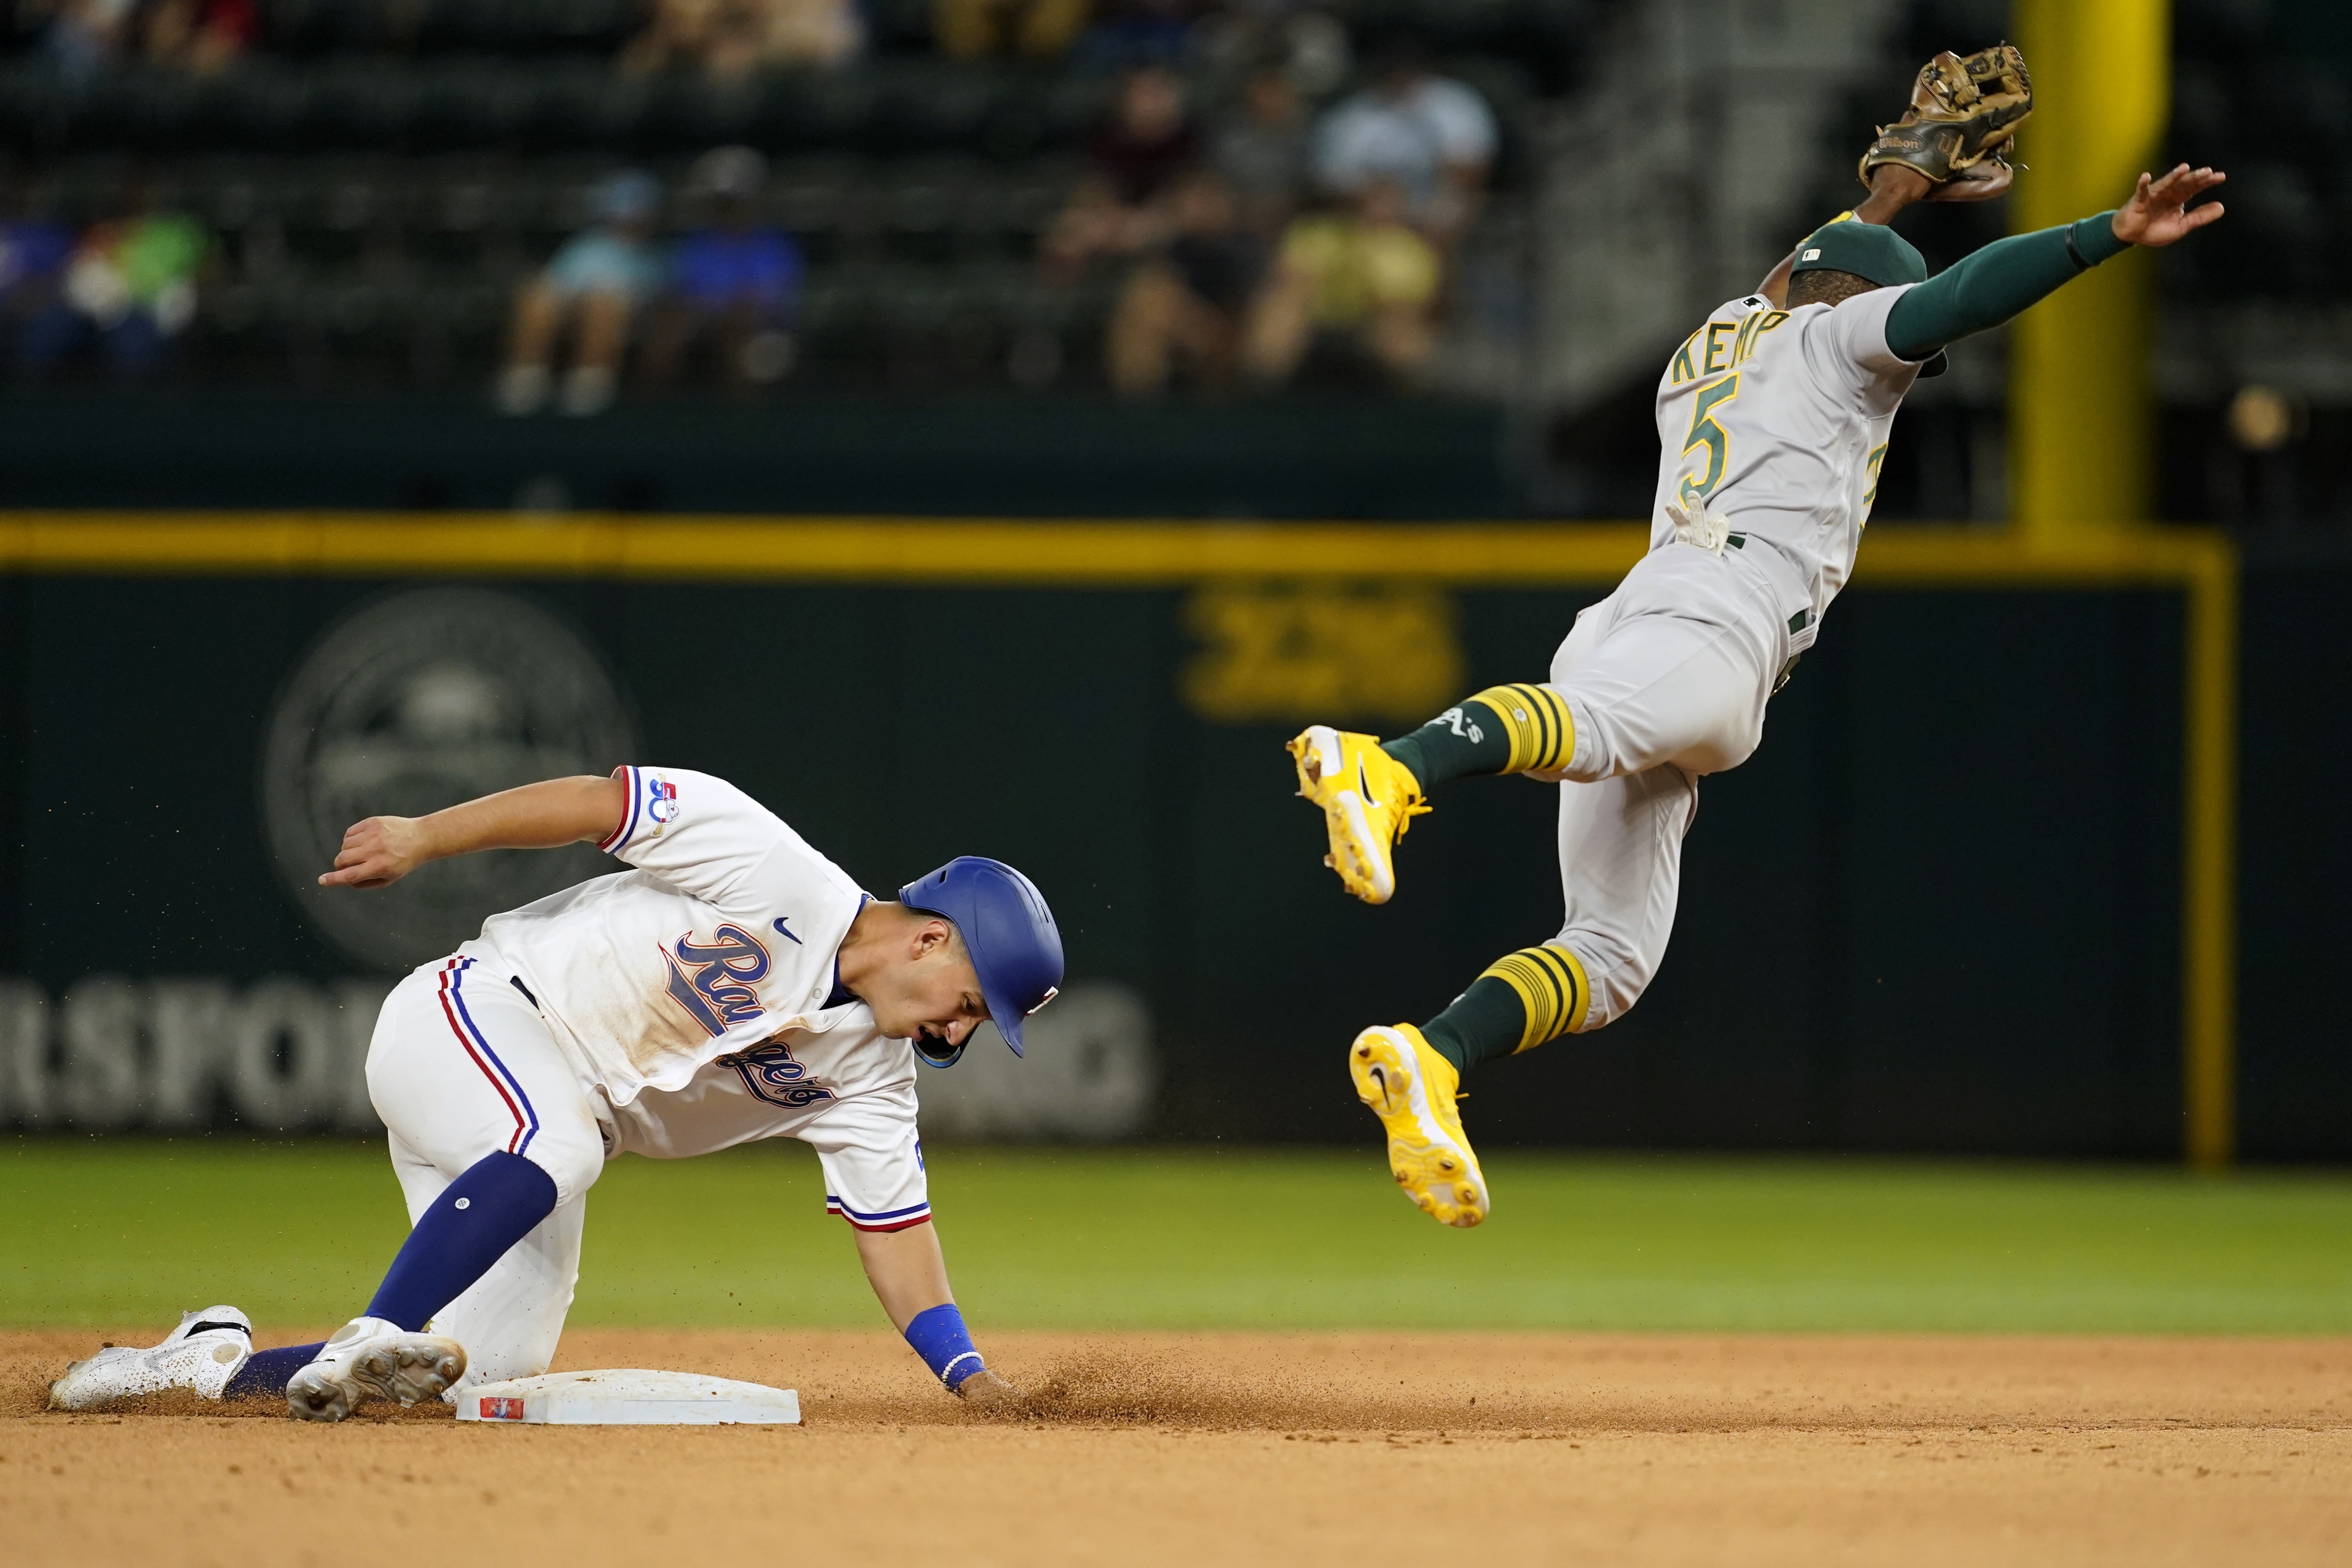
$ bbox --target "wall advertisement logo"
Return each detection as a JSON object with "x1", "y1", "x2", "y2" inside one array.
[
  {"x1": 915, "y1": 982, "x2": 1159, "y2": 1141},
  {"x1": 261, "y1": 588, "x2": 637, "y2": 972}
]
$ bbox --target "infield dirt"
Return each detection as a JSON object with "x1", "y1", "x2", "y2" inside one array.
[{"x1": 6, "y1": 1328, "x2": 2349, "y2": 1565}]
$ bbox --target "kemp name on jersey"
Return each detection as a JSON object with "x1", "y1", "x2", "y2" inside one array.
[{"x1": 1654, "y1": 283, "x2": 1925, "y2": 624}]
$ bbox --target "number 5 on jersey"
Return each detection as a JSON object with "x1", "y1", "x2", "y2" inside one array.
[
  {"x1": 1681, "y1": 373, "x2": 1740, "y2": 504},
  {"x1": 1863, "y1": 442, "x2": 1889, "y2": 513}
]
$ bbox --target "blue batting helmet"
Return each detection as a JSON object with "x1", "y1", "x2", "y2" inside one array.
[{"x1": 899, "y1": 857, "x2": 1063, "y2": 1060}]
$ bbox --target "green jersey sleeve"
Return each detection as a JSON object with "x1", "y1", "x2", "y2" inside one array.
[{"x1": 1883, "y1": 213, "x2": 2131, "y2": 363}]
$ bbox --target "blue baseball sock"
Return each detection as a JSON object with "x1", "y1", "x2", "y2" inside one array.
[
  {"x1": 904, "y1": 1303, "x2": 985, "y2": 1390},
  {"x1": 363, "y1": 1151, "x2": 559, "y2": 1333},
  {"x1": 223, "y1": 1342, "x2": 326, "y2": 1400}
]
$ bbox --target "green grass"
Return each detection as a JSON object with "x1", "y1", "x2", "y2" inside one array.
[{"x1": 6, "y1": 1138, "x2": 2352, "y2": 1333}]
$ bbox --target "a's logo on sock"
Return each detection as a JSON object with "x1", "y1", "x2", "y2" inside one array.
[{"x1": 1434, "y1": 706, "x2": 1485, "y2": 743}]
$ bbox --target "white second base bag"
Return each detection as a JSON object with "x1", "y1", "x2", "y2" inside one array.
[{"x1": 454, "y1": 1369, "x2": 801, "y2": 1425}]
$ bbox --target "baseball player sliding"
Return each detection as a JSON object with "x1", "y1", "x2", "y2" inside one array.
[
  {"x1": 1290, "y1": 47, "x2": 2227, "y2": 1227},
  {"x1": 52, "y1": 766, "x2": 1061, "y2": 1417}
]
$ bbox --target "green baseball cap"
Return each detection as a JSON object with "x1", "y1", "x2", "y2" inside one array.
[
  {"x1": 1792, "y1": 215, "x2": 1944, "y2": 375},
  {"x1": 1792, "y1": 216, "x2": 1928, "y2": 285}
]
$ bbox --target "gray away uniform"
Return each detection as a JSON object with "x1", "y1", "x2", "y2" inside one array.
[{"x1": 1534, "y1": 283, "x2": 1922, "y2": 1030}]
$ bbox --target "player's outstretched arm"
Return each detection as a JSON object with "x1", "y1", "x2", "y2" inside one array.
[
  {"x1": 1882, "y1": 163, "x2": 2227, "y2": 362},
  {"x1": 318, "y1": 772, "x2": 626, "y2": 890},
  {"x1": 853, "y1": 1220, "x2": 1021, "y2": 1407}
]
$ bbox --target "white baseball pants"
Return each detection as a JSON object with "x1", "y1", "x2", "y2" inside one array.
[
  {"x1": 1537, "y1": 541, "x2": 1807, "y2": 1030},
  {"x1": 362, "y1": 947, "x2": 933, "y2": 1392},
  {"x1": 367, "y1": 954, "x2": 606, "y2": 1390}
]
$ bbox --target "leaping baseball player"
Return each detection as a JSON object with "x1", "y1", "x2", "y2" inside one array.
[
  {"x1": 1288, "y1": 48, "x2": 2227, "y2": 1227},
  {"x1": 51, "y1": 765, "x2": 1061, "y2": 1416}
]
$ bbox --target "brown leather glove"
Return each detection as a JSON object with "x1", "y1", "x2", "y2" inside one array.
[{"x1": 1859, "y1": 44, "x2": 2033, "y2": 202}]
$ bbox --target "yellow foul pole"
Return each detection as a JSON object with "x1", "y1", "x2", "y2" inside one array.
[
  {"x1": 2012, "y1": 0, "x2": 2235, "y2": 1171},
  {"x1": 2009, "y1": 0, "x2": 2170, "y2": 536}
]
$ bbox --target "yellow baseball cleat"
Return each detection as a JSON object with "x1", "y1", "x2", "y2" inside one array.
[
  {"x1": 1348, "y1": 1024, "x2": 1488, "y2": 1228},
  {"x1": 1287, "y1": 725, "x2": 1428, "y2": 904}
]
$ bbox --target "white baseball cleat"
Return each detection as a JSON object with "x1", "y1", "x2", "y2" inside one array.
[
  {"x1": 48, "y1": 1305, "x2": 255, "y2": 1409},
  {"x1": 285, "y1": 1316, "x2": 468, "y2": 1423}
]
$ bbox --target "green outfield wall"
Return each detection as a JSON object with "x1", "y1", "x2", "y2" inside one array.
[{"x1": 0, "y1": 518, "x2": 2341, "y2": 1160}]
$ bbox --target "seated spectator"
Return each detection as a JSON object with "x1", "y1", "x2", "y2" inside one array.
[
  {"x1": 17, "y1": 200, "x2": 210, "y2": 383},
  {"x1": 496, "y1": 172, "x2": 665, "y2": 418},
  {"x1": 0, "y1": 204, "x2": 76, "y2": 360},
  {"x1": 1213, "y1": 61, "x2": 1310, "y2": 236},
  {"x1": 1196, "y1": 1, "x2": 1351, "y2": 97},
  {"x1": 1106, "y1": 169, "x2": 1264, "y2": 398},
  {"x1": 42, "y1": 0, "x2": 139, "y2": 83},
  {"x1": 933, "y1": 0, "x2": 1089, "y2": 60},
  {"x1": 1039, "y1": 63, "x2": 1198, "y2": 283},
  {"x1": 143, "y1": 0, "x2": 257, "y2": 73},
  {"x1": 623, "y1": 0, "x2": 863, "y2": 80},
  {"x1": 1073, "y1": 0, "x2": 1202, "y2": 68},
  {"x1": 1242, "y1": 178, "x2": 1437, "y2": 388},
  {"x1": 1312, "y1": 32, "x2": 1496, "y2": 245},
  {"x1": 641, "y1": 147, "x2": 806, "y2": 394}
]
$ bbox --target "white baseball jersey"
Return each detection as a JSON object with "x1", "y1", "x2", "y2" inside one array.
[
  {"x1": 478, "y1": 765, "x2": 888, "y2": 1104},
  {"x1": 1652, "y1": 283, "x2": 1924, "y2": 628},
  {"x1": 458, "y1": 767, "x2": 926, "y2": 1211},
  {"x1": 357, "y1": 768, "x2": 939, "y2": 1391}
]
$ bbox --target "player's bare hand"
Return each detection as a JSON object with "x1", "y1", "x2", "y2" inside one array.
[
  {"x1": 319, "y1": 815, "x2": 433, "y2": 890},
  {"x1": 953, "y1": 1368, "x2": 1023, "y2": 1412},
  {"x1": 2112, "y1": 165, "x2": 2226, "y2": 247}
]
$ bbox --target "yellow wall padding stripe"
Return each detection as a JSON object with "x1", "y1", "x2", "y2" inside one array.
[
  {"x1": 0, "y1": 514, "x2": 2232, "y2": 587},
  {"x1": 0, "y1": 515, "x2": 1655, "y2": 583},
  {"x1": 1479, "y1": 943, "x2": 1591, "y2": 1052},
  {"x1": 1468, "y1": 682, "x2": 1574, "y2": 774}
]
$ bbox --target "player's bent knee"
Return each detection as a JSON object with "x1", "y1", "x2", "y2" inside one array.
[
  {"x1": 516, "y1": 1132, "x2": 604, "y2": 1213},
  {"x1": 1552, "y1": 936, "x2": 1660, "y2": 1034}
]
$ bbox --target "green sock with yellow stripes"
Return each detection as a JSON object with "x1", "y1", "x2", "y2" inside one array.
[
  {"x1": 1382, "y1": 683, "x2": 1575, "y2": 791},
  {"x1": 1418, "y1": 943, "x2": 1591, "y2": 1073}
]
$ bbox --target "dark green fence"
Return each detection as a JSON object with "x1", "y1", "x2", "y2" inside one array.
[{"x1": 18, "y1": 553, "x2": 2302, "y2": 1157}]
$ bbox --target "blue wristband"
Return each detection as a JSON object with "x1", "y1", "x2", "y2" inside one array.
[{"x1": 904, "y1": 1303, "x2": 984, "y2": 1390}]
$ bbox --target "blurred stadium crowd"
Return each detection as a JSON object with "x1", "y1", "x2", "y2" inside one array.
[
  {"x1": 1541, "y1": 0, "x2": 2352, "y2": 526},
  {"x1": 0, "y1": 0, "x2": 2343, "y2": 521},
  {"x1": 0, "y1": 0, "x2": 1579, "y2": 402}
]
